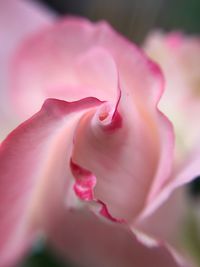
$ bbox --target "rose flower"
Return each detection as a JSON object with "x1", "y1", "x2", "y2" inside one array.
[{"x1": 0, "y1": 1, "x2": 198, "y2": 267}]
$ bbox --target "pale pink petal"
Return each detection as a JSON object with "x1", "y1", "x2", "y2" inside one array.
[
  {"x1": 11, "y1": 18, "x2": 175, "y2": 222},
  {"x1": 0, "y1": 0, "x2": 54, "y2": 138},
  {"x1": 0, "y1": 97, "x2": 101, "y2": 267},
  {"x1": 75, "y1": 19, "x2": 174, "y2": 223},
  {"x1": 9, "y1": 15, "x2": 176, "y2": 239},
  {"x1": 137, "y1": 31, "x2": 200, "y2": 220},
  {"x1": 70, "y1": 77, "x2": 174, "y2": 223},
  {"x1": 12, "y1": 19, "x2": 118, "y2": 118},
  {"x1": 12, "y1": 17, "x2": 170, "y2": 118},
  {"x1": 144, "y1": 31, "x2": 200, "y2": 162},
  {"x1": 12, "y1": 18, "x2": 166, "y2": 116},
  {"x1": 135, "y1": 187, "x2": 187, "y2": 246},
  {"x1": 139, "y1": 143, "x2": 200, "y2": 221},
  {"x1": 172, "y1": 146, "x2": 200, "y2": 189},
  {"x1": 0, "y1": 0, "x2": 53, "y2": 81},
  {"x1": 46, "y1": 207, "x2": 186, "y2": 267}
]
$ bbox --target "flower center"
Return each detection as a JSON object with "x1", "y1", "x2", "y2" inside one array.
[{"x1": 99, "y1": 111, "x2": 109, "y2": 121}]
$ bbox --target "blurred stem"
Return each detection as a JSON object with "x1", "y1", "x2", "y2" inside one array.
[
  {"x1": 19, "y1": 244, "x2": 77, "y2": 267},
  {"x1": 182, "y1": 209, "x2": 200, "y2": 265}
]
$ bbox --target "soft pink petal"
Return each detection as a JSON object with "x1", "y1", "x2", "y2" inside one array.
[
  {"x1": 95, "y1": 25, "x2": 175, "y2": 219},
  {"x1": 12, "y1": 19, "x2": 119, "y2": 118},
  {"x1": 12, "y1": 18, "x2": 164, "y2": 114},
  {"x1": 9, "y1": 15, "x2": 176, "y2": 234},
  {"x1": 139, "y1": 143, "x2": 200, "y2": 221},
  {"x1": 11, "y1": 17, "x2": 175, "y2": 221},
  {"x1": 12, "y1": 17, "x2": 170, "y2": 116},
  {"x1": 70, "y1": 78, "x2": 174, "y2": 223},
  {"x1": 172, "y1": 146, "x2": 200, "y2": 189},
  {"x1": 0, "y1": 0, "x2": 54, "y2": 138},
  {"x1": 138, "y1": 32, "x2": 200, "y2": 220},
  {"x1": 0, "y1": 97, "x2": 101, "y2": 267},
  {"x1": 135, "y1": 187, "x2": 187, "y2": 246},
  {"x1": 144, "y1": 31, "x2": 200, "y2": 162},
  {"x1": 0, "y1": 0, "x2": 53, "y2": 81},
  {"x1": 71, "y1": 93, "x2": 155, "y2": 221},
  {"x1": 46, "y1": 207, "x2": 186, "y2": 267}
]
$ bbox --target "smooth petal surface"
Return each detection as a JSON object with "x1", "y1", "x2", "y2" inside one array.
[
  {"x1": 12, "y1": 17, "x2": 171, "y2": 114},
  {"x1": 0, "y1": 97, "x2": 101, "y2": 267},
  {"x1": 12, "y1": 19, "x2": 119, "y2": 118},
  {"x1": 138, "y1": 144, "x2": 200, "y2": 222},
  {"x1": 169, "y1": 145, "x2": 200, "y2": 193},
  {"x1": 46, "y1": 207, "x2": 186, "y2": 267},
  {"x1": 141, "y1": 31, "x2": 200, "y2": 218},
  {"x1": 0, "y1": 0, "x2": 54, "y2": 140},
  {"x1": 144, "y1": 32, "x2": 200, "y2": 162}
]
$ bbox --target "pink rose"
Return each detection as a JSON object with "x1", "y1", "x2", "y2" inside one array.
[
  {"x1": 144, "y1": 31, "x2": 200, "y2": 162},
  {"x1": 0, "y1": 1, "x2": 198, "y2": 267},
  {"x1": 144, "y1": 31, "x2": 200, "y2": 266}
]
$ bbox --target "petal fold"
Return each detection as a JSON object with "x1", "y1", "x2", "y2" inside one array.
[{"x1": 0, "y1": 97, "x2": 101, "y2": 267}]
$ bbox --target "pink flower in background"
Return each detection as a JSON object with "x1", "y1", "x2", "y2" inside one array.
[
  {"x1": 144, "y1": 31, "x2": 200, "y2": 266},
  {"x1": 0, "y1": 1, "x2": 199, "y2": 267},
  {"x1": 144, "y1": 32, "x2": 200, "y2": 162}
]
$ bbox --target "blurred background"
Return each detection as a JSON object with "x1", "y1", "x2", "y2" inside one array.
[
  {"x1": 20, "y1": 0, "x2": 200, "y2": 266},
  {"x1": 37, "y1": 0, "x2": 200, "y2": 43}
]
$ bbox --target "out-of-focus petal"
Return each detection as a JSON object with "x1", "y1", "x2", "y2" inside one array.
[
  {"x1": 12, "y1": 17, "x2": 170, "y2": 117},
  {"x1": 136, "y1": 187, "x2": 187, "y2": 245},
  {"x1": 0, "y1": 97, "x2": 101, "y2": 267},
  {"x1": 138, "y1": 31, "x2": 200, "y2": 219},
  {"x1": 171, "y1": 146, "x2": 200, "y2": 190},
  {"x1": 144, "y1": 32, "x2": 200, "y2": 162},
  {"x1": 46, "y1": 207, "x2": 186, "y2": 267},
  {"x1": 138, "y1": 144, "x2": 200, "y2": 221},
  {"x1": 12, "y1": 19, "x2": 118, "y2": 118},
  {"x1": 0, "y1": 0, "x2": 54, "y2": 139}
]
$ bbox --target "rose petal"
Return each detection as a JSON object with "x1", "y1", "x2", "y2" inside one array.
[
  {"x1": 11, "y1": 18, "x2": 174, "y2": 220},
  {"x1": 46, "y1": 207, "x2": 186, "y2": 267},
  {"x1": 12, "y1": 20, "x2": 118, "y2": 118},
  {"x1": 139, "y1": 144, "x2": 200, "y2": 221},
  {"x1": 0, "y1": 0, "x2": 54, "y2": 139},
  {"x1": 12, "y1": 17, "x2": 169, "y2": 115},
  {"x1": 0, "y1": 0, "x2": 53, "y2": 89},
  {"x1": 138, "y1": 32, "x2": 200, "y2": 220},
  {"x1": 12, "y1": 18, "x2": 164, "y2": 112},
  {"x1": 136, "y1": 187, "x2": 187, "y2": 245},
  {"x1": 0, "y1": 97, "x2": 101, "y2": 267},
  {"x1": 70, "y1": 75, "x2": 174, "y2": 223},
  {"x1": 144, "y1": 31, "x2": 200, "y2": 162}
]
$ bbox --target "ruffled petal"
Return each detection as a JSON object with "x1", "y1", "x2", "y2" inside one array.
[{"x1": 0, "y1": 97, "x2": 101, "y2": 267}]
